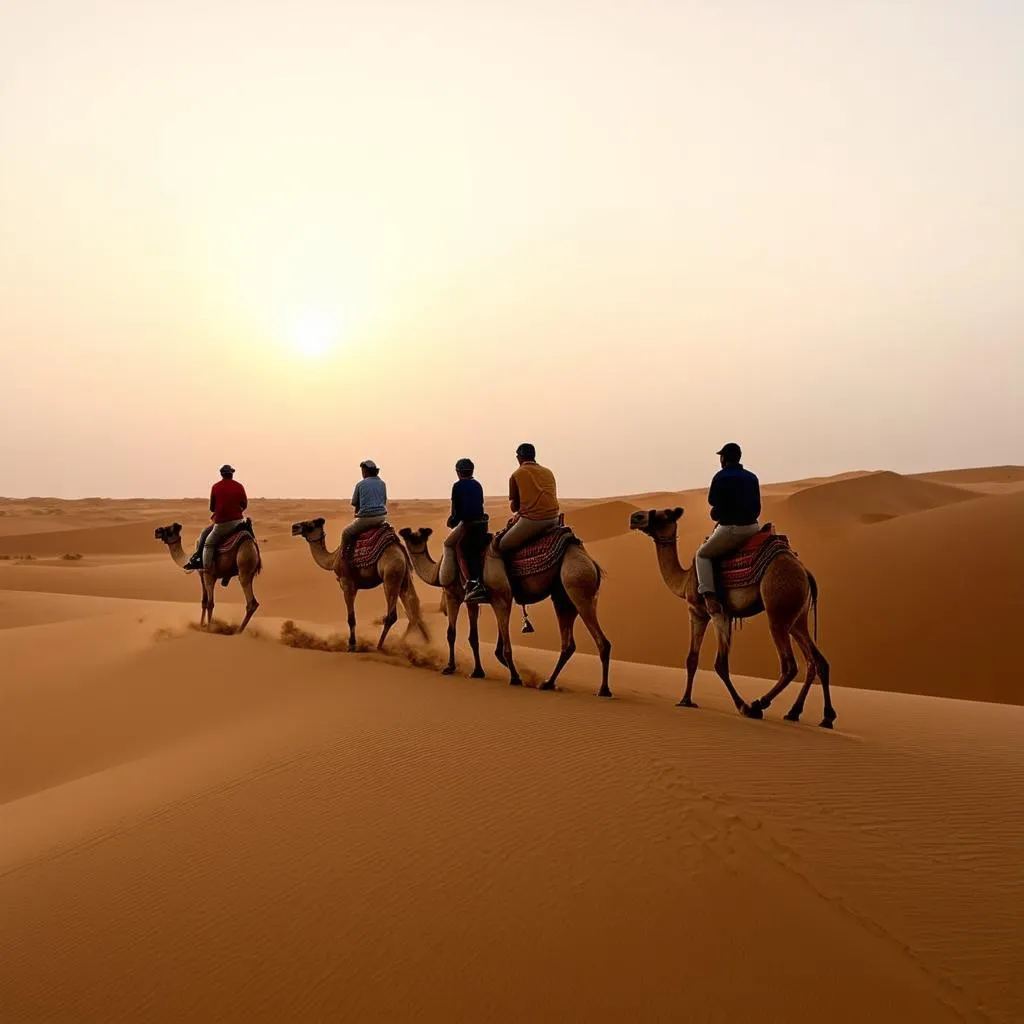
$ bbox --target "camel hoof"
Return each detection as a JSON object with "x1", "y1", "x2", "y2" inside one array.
[
  {"x1": 509, "y1": 678, "x2": 523, "y2": 687},
  {"x1": 783, "y1": 711, "x2": 801, "y2": 722},
  {"x1": 470, "y1": 668, "x2": 486, "y2": 679},
  {"x1": 819, "y1": 718, "x2": 835, "y2": 730},
  {"x1": 538, "y1": 680, "x2": 556, "y2": 691},
  {"x1": 441, "y1": 666, "x2": 456, "y2": 676},
  {"x1": 597, "y1": 688, "x2": 613, "y2": 699},
  {"x1": 741, "y1": 703, "x2": 764, "y2": 720},
  {"x1": 676, "y1": 699, "x2": 699, "y2": 709}
]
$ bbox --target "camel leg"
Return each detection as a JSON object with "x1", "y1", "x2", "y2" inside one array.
[
  {"x1": 678, "y1": 611, "x2": 709, "y2": 708},
  {"x1": 491, "y1": 595, "x2": 521, "y2": 685},
  {"x1": 782, "y1": 620, "x2": 817, "y2": 722},
  {"x1": 377, "y1": 573, "x2": 402, "y2": 651},
  {"x1": 203, "y1": 572, "x2": 216, "y2": 629},
  {"x1": 236, "y1": 572, "x2": 260, "y2": 634},
  {"x1": 784, "y1": 666, "x2": 816, "y2": 720},
  {"x1": 750, "y1": 620, "x2": 800, "y2": 716},
  {"x1": 199, "y1": 578, "x2": 210, "y2": 628},
  {"x1": 710, "y1": 614, "x2": 756, "y2": 716},
  {"x1": 442, "y1": 591, "x2": 460, "y2": 675},
  {"x1": 572, "y1": 593, "x2": 612, "y2": 698},
  {"x1": 398, "y1": 574, "x2": 430, "y2": 644},
  {"x1": 341, "y1": 582, "x2": 358, "y2": 652},
  {"x1": 785, "y1": 623, "x2": 835, "y2": 728},
  {"x1": 540, "y1": 591, "x2": 578, "y2": 692},
  {"x1": 467, "y1": 603, "x2": 485, "y2": 678}
]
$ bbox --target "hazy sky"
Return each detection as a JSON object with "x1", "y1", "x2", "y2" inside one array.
[{"x1": 2, "y1": 0, "x2": 1021, "y2": 498}]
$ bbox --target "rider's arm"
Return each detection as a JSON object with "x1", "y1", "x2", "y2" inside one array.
[
  {"x1": 209, "y1": 487, "x2": 217, "y2": 516},
  {"x1": 351, "y1": 483, "x2": 361, "y2": 512},
  {"x1": 239, "y1": 485, "x2": 248, "y2": 512},
  {"x1": 509, "y1": 475, "x2": 520, "y2": 513}
]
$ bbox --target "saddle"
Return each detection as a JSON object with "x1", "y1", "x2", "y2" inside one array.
[
  {"x1": 214, "y1": 519, "x2": 256, "y2": 557},
  {"x1": 347, "y1": 523, "x2": 400, "y2": 570},
  {"x1": 495, "y1": 515, "x2": 581, "y2": 579},
  {"x1": 715, "y1": 523, "x2": 792, "y2": 591},
  {"x1": 211, "y1": 519, "x2": 258, "y2": 587}
]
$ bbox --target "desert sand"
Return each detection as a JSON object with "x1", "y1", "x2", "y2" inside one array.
[{"x1": 2, "y1": 465, "x2": 1023, "y2": 1022}]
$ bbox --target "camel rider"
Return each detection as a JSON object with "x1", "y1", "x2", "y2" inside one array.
[
  {"x1": 695, "y1": 443, "x2": 761, "y2": 615},
  {"x1": 184, "y1": 464, "x2": 248, "y2": 572},
  {"x1": 496, "y1": 443, "x2": 561, "y2": 557},
  {"x1": 342, "y1": 459, "x2": 388, "y2": 562},
  {"x1": 441, "y1": 458, "x2": 489, "y2": 603}
]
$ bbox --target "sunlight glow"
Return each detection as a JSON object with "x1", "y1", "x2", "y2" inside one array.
[{"x1": 286, "y1": 310, "x2": 339, "y2": 358}]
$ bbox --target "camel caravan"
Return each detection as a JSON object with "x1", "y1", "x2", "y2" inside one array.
[{"x1": 155, "y1": 444, "x2": 836, "y2": 728}]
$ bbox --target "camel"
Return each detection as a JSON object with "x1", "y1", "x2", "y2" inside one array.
[
  {"x1": 629, "y1": 508, "x2": 835, "y2": 728},
  {"x1": 291, "y1": 518, "x2": 429, "y2": 651},
  {"x1": 154, "y1": 522, "x2": 261, "y2": 633},
  {"x1": 398, "y1": 528, "x2": 487, "y2": 679},
  {"x1": 399, "y1": 526, "x2": 612, "y2": 697}
]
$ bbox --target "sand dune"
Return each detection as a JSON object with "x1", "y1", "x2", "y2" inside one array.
[
  {"x1": 3, "y1": 609, "x2": 1023, "y2": 1021},
  {"x1": 564, "y1": 498, "x2": 642, "y2": 541},
  {"x1": 3, "y1": 468, "x2": 1024, "y2": 1020},
  {"x1": 782, "y1": 469, "x2": 978, "y2": 529},
  {"x1": 912, "y1": 465, "x2": 1024, "y2": 486},
  {"x1": 0, "y1": 521, "x2": 172, "y2": 557}
]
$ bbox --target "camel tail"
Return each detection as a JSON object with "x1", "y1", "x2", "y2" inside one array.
[{"x1": 808, "y1": 571, "x2": 819, "y2": 642}]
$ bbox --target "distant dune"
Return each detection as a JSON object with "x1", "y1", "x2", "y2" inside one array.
[
  {"x1": 564, "y1": 499, "x2": 642, "y2": 542},
  {"x1": 782, "y1": 469, "x2": 978, "y2": 527},
  {"x1": 911, "y1": 465, "x2": 1024, "y2": 485}
]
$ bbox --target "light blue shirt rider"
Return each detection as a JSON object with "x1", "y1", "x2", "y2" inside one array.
[{"x1": 352, "y1": 476, "x2": 387, "y2": 518}]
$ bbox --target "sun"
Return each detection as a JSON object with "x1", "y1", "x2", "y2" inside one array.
[{"x1": 286, "y1": 310, "x2": 339, "y2": 358}]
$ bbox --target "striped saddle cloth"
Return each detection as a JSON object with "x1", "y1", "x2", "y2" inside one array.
[
  {"x1": 215, "y1": 523, "x2": 255, "y2": 556},
  {"x1": 350, "y1": 524, "x2": 400, "y2": 570},
  {"x1": 717, "y1": 524, "x2": 791, "y2": 590},
  {"x1": 497, "y1": 517, "x2": 580, "y2": 578}
]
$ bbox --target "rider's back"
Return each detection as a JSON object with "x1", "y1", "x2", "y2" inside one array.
[
  {"x1": 211, "y1": 478, "x2": 247, "y2": 523},
  {"x1": 512, "y1": 462, "x2": 559, "y2": 521}
]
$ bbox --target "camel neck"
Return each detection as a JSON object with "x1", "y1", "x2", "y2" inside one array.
[
  {"x1": 166, "y1": 539, "x2": 189, "y2": 569},
  {"x1": 653, "y1": 534, "x2": 691, "y2": 598},
  {"x1": 407, "y1": 544, "x2": 441, "y2": 588},
  {"x1": 308, "y1": 535, "x2": 340, "y2": 572}
]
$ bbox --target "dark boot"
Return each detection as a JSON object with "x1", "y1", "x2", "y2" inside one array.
[
  {"x1": 184, "y1": 549, "x2": 204, "y2": 572},
  {"x1": 464, "y1": 581, "x2": 489, "y2": 605}
]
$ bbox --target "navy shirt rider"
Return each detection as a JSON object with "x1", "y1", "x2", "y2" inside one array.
[
  {"x1": 449, "y1": 476, "x2": 486, "y2": 527},
  {"x1": 708, "y1": 463, "x2": 761, "y2": 526}
]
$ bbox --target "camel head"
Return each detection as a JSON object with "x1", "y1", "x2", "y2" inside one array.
[
  {"x1": 629, "y1": 508, "x2": 684, "y2": 542},
  {"x1": 291, "y1": 517, "x2": 327, "y2": 543},
  {"x1": 154, "y1": 523, "x2": 183, "y2": 546},
  {"x1": 398, "y1": 527, "x2": 433, "y2": 553}
]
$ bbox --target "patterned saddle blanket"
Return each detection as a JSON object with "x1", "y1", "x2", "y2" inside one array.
[
  {"x1": 349, "y1": 524, "x2": 400, "y2": 570},
  {"x1": 215, "y1": 520, "x2": 256, "y2": 556},
  {"x1": 716, "y1": 524, "x2": 792, "y2": 590},
  {"x1": 496, "y1": 517, "x2": 581, "y2": 578}
]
